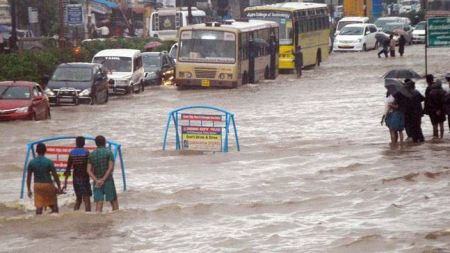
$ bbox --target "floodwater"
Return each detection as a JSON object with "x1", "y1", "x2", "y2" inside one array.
[{"x1": 1, "y1": 45, "x2": 450, "y2": 253}]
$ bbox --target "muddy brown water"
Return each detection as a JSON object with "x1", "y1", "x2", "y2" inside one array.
[{"x1": 1, "y1": 45, "x2": 450, "y2": 252}]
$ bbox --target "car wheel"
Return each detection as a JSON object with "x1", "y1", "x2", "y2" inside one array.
[
  {"x1": 46, "y1": 108, "x2": 51, "y2": 120},
  {"x1": 126, "y1": 86, "x2": 133, "y2": 95},
  {"x1": 362, "y1": 44, "x2": 367, "y2": 51},
  {"x1": 90, "y1": 94, "x2": 97, "y2": 105}
]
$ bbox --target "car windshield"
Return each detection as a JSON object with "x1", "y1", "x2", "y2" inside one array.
[
  {"x1": 415, "y1": 22, "x2": 426, "y2": 30},
  {"x1": 244, "y1": 11, "x2": 293, "y2": 45},
  {"x1": 93, "y1": 56, "x2": 132, "y2": 72},
  {"x1": 0, "y1": 86, "x2": 31, "y2": 100},
  {"x1": 51, "y1": 67, "x2": 93, "y2": 82},
  {"x1": 375, "y1": 19, "x2": 398, "y2": 28},
  {"x1": 179, "y1": 30, "x2": 236, "y2": 63},
  {"x1": 143, "y1": 55, "x2": 161, "y2": 69},
  {"x1": 384, "y1": 23, "x2": 403, "y2": 33},
  {"x1": 337, "y1": 21, "x2": 362, "y2": 31},
  {"x1": 339, "y1": 26, "x2": 364, "y2": 35}
]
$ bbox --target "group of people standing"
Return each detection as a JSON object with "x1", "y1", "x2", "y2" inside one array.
[
  {"x1": 378, "y1": 34, "x2": 407, "y2": 58},
  {"x1": 382, "y1": 73, "x2": 450, "y2": 145},
  {"x1": 26, "y1": 136, "x2": 119, "y2": 214}
]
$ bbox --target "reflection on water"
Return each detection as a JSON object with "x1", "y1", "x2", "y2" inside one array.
[{"x1": 1, "y1": 46, "x2": 450, "y2": 252}]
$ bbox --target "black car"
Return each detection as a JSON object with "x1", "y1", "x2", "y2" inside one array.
[
  {"x1": 46, "y1": 63, "x2": 109, "y2": 105},
  {"x1": 142, "y1": 51, "x2": 175, "y2": 86}
]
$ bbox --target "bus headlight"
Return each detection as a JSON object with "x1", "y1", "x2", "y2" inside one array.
[{"x1": 180, "y1": 72, "x2": 193, "y2": 78}]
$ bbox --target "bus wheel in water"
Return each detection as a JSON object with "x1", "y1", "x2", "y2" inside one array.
[
  {"x1": 242, "y1": 72, "x2": 248, "y2": 85},
  {"x1": 264, "y1": 66, "x2": 270, "y2": 79}
]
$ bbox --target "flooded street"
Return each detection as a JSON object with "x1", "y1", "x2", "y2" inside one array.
[{"x1": 1, "y1": 45, "x2": 450, "y2": 252}]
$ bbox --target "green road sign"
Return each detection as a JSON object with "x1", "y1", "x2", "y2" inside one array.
[{"x1": 427, "y1": 17, "x2": 450, "y2": 48}]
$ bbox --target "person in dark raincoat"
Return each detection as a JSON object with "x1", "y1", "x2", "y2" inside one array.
[
  {"x1": 404, "y1": 79, "x2": 425, "y2": 142},
  {"x1": 427, "y1": 78, "x2": 446, "y2": 138},
  {"x1": 293, "y1": 45, "x2": 303, "y2": 78},
  {"x1": 378, "y1": 37, "x2": 390, "y2": 58},
  {"x1": 398, "y1": 35, "x2": 406, "y2": 56},
  {"x1": 445, "y1": 73, "x2": 450, "y2": 132}
]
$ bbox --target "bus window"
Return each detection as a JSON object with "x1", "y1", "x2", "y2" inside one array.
[{"x1": 179, "y1": 30, "x2": 236, "y2": 63}]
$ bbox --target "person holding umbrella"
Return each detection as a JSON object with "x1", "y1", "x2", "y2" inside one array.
[
  {"x1": 445, "y1": 73, "x2": 450, "y2": 133},
  {"x1": 398, "y1": 34, "x2": 406, "y2": 56},
  {"x1": 426, "y1": 76, "x2": 446, "y2": 139},
  {"x1": 404, "y1": 79, "x2": 425, "y2": 143},
  {"x1": 376, "y1": 33, "x2": 389, "y2": 58}
]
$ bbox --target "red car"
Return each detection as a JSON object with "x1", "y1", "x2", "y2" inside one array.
[{"x1": 0, "y1": 81, "x2": 51, "y2": 121}]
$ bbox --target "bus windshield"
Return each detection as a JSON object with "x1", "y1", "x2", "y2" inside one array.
[
  {"x1": 179, "y1": 30, "x2": 236, "y2": 63},
  {"x1": 245, "y1": 11, "x2": 293, "y2": 45}
]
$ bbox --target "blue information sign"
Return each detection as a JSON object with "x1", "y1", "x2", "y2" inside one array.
[{"x1": 67, "y1": 4, "x2": 83, "y2": 26}]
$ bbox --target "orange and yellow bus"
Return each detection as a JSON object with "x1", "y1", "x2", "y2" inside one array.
[
  {"x1": 244, "y1": 2, "x2": 330, "y2": 71},
  {"x1": 175, "y1": 20, "x2": 279, "y2": 89}
]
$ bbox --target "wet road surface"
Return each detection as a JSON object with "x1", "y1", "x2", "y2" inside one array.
[{"x1": 1, "y1": 45, "x2": 450, "y2": 252}]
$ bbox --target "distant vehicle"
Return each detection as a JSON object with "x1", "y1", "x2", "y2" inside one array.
[
  {"x1": 375, "y1": 16, "x2": 411, "y2": 31},
  {"x1": 381, "y1": 22, "x2": 413, "y2": 44},
  {"x1": 149, "y1": 7, "x2": 206, "y2": 41},
  {"x1": 0, "y1": 81, "x2": 50, "y2": 121},
  {"x1": 412, "y1": 21, "x2": 426, "y2": 44},
  {"x1": 46, "y1": 63, "x2": 109, "y2": 105},
  {"x1": 176, "y1": 20, "x2": 279, "y2": 88},
  {"x1": 169, "y1": 42, "x2": 178, "y2": 63},
  {"x1": 335, "y1": 16, "x2": 370, "y2": 36},
  {"x1": 426, "y1": 0, "x2": 450, "y2": 17},
  {"x1": 244, "y1": 2, "x2": 331, "y2": 71},
  {"x1": 399, "y1": 0, "x2": 421, "y2": 14},
  {"x1": 141, "y1": 51, "x2": 176, "y2": 86},
  {"x1": 333, "y1": 23, "x2": 378, "y2": 51},
  {"x1": 92, "y1": 49, "x2": 145, "y2": 94}
]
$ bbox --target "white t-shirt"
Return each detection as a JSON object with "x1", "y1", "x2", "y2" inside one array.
[{"x1": 384, "y1": 94, "x2": 395, "y2": 115}]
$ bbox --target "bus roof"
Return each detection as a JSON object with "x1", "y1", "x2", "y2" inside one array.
[
  {"x1": 244, "y1": 2, "x2": 328, "y2": 12},
  {"x1": 181, "y1": 20, "x2": 279, "y2": 33}
]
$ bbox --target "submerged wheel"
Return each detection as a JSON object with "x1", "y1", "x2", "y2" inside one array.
[
  {"x1": 264, "y1": 66, "x2": 270, "y2": 79},
  {"x1": 363, "y1": 44, "x2": 367, "y2": 51}
]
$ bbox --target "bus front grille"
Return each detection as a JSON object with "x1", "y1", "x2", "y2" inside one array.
[{"x1": 195, "y1": 68, "x2": 217, "y2": 79}]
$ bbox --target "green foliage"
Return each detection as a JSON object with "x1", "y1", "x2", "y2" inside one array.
[
  {"x1": 0, "y1": 37, "x2": 178, "y2": 83},
  {"x1": 0, "y1": 48, "x2": 76, "y2": 83}
]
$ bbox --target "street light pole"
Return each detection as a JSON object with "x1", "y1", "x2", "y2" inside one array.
[
  {"x1": 59, "y1": 0, "x2": 65, "y2": 47},
  {"x1": 8, "y1": 0, "x2": 17, "y2": 49}
]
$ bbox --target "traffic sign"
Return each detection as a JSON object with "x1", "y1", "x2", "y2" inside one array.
[
  {"x1": 427, "y1": 17, "x2": 450, "y2": 48},
  {"x1": 67, "y1": 4, "x2": 83, "y2": 26}
]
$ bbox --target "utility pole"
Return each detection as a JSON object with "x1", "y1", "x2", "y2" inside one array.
[
  {"x1": 9, "y1": 0, "x2": 17, "y2": 49},
  {"x1": 59, "y1": 0, "x2": 65, "y2": 47},
  {"x1": 187, "y1": 0, "x2": 193, "y2": 25}
]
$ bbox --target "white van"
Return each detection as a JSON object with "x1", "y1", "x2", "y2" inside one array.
[
  {"x1": 92, "y1": 49, "x2": 145, "y2": 94},
  {"x1": 335, "y1": 16, "x2": 370, "y2": 36},
  {"x1": 149, "y1": 7, "x2": 206, "y2": 41}
]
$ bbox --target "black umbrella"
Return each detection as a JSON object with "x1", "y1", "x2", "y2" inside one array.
[
  {"x1": 375, "y1": 32, "x2": 389, "y2": 43},
  {"x1": 384, "y1": 78, "x2": 413, "y2": 98},
  {"x1": 383, "y1": 69, "x2": 421, "y2": 79}
]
